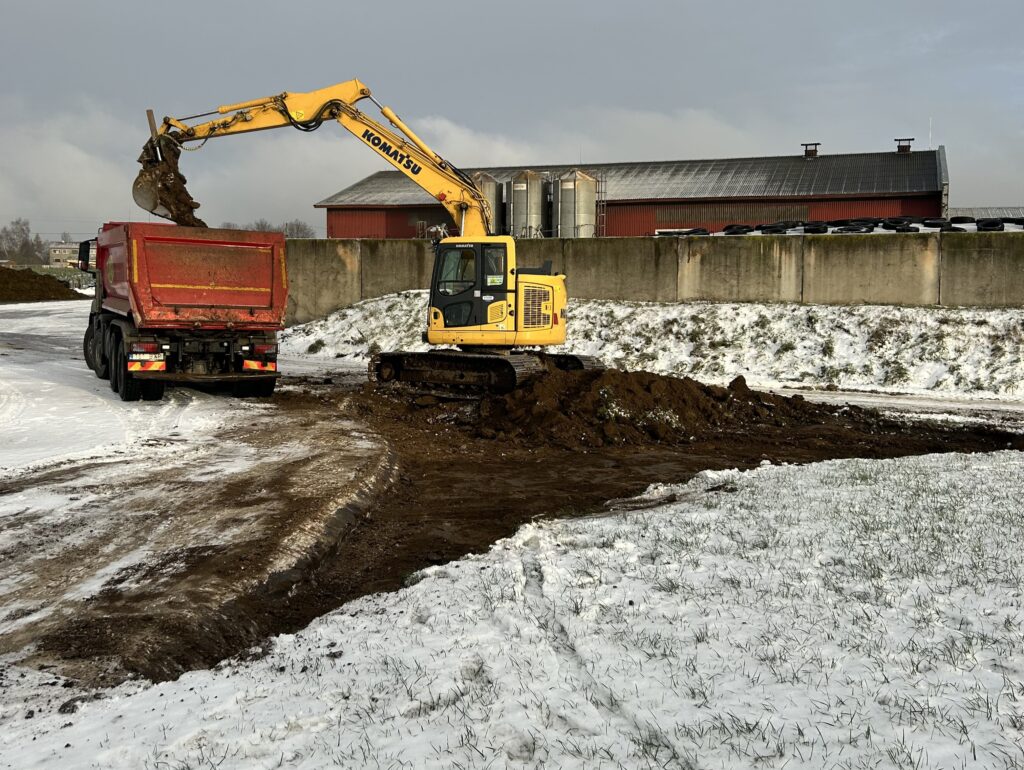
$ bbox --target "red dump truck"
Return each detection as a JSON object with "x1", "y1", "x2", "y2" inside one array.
[{"x1": 80, "y1": 223, "x2": 287, "y2": 401}]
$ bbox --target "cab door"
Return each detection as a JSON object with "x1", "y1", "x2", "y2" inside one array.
[
  {"x1": 431, "y1": 243, "x2": 482, "y2": 328},
  {"x1": 478, "y1": 241, "x2": 510, "y2": 327}
]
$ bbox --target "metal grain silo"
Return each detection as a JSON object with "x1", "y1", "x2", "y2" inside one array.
[
  {"x1": 471, "y1": 172, "x2": 503, "y2": 235},
  {"x1": 552, "y1": 169, "x2": 598, "y2": 237},
  {"x1": 505, "y1": 170, "x2": 547, "y2": 238}
]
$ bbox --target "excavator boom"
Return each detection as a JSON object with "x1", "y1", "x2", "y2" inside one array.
[{"x1": 133, "y1": 80, "x2": 491, "y2": 236}]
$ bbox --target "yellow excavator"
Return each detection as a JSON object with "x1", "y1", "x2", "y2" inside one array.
[{"x1": 133, "y1": 79, "x2": 595, "y2": 392}]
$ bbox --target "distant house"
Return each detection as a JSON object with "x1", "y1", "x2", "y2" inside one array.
[{"x1": 48, "y1": 242, "x2": 78, "y2": 267}]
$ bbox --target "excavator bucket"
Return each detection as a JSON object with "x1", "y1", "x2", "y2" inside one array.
[{"x1": 133, "y1": 135, "x2": 207, "y2": 228}]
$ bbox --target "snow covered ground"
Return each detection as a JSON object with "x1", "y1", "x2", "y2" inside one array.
[
  {"x1": 280, "y1": 292, "x2": 1024, "y2": 399},
  {"x1": 0, "y1": 300, "x2": 384, "y2": 696},
  {"x1": 0, "y1": 300, "x2": 253, "y2": 478},
  {"x1": 4, "y1": 297, "x2": 1024, "y2": 768},
  {"x1": 4, "y1": 451, "x2": 1024, "y2": 769}
]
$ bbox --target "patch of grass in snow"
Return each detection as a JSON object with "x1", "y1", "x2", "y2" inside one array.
[{"x1": 883, "y1": 361, "x2": 910, "y2": 385}]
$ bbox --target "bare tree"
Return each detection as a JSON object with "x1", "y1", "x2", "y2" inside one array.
[
  {"x1": 0, "y1": 219, "x2": 44, "y2": 265},
  {"x1": 246, "y1": 218, "x2": 277, "y2": 232},
  {"x1": 280, "y1": 219, "x2": 315, "y2": 238},
  {"x1": 217, "y1": 219, "x2": 316, "y2": 237}
]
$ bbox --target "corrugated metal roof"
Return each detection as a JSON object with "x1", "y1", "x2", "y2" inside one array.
[
  {"x1": 949, "y1": 206, "x2": 1024, "y2": 218},
  {"x1": 316, "y1": 147, "x2": 947, "y2": 207}
]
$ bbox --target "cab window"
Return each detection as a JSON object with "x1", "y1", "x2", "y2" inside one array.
[
  {"x1": 483, "y1": 245, "x2": 506, "y2": 289},
  {"x1": 436, "y1": 248, "x2": 476, "y2": 296}
]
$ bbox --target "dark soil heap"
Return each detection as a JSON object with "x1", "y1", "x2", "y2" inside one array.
[
  {"x1": 0, "y1": 267, "x2": 82, "y2": 302},
  {"x1": 480, "y1": 369, "x2": 844, "y2": 449}
]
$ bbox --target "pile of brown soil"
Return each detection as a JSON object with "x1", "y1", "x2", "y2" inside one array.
[
  {"x1": 479, "y1": 369, "x2": 841, "y2": 449},
  {"x1": 0, "y1": 266, "x2": 82, "y2": 302}
]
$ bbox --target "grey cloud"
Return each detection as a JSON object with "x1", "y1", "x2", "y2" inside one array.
[{"x1": 0, "y1": 0, "x2": 1021, "y2": 235}]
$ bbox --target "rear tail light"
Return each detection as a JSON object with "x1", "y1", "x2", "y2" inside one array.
[
  {"x1": 131, "y1": 342, "x2": 159, "y2": 353},
  {"x1": 552, "y1": 312, "x2": 559, "y2": 325},
  {"x1": 253, "y1": 344, "x2": 277, "y2": 355}
]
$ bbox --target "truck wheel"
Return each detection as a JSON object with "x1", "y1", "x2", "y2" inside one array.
[
  {"x1": 140, "y1": 380, "x2": 165, "y2": 401},
  {"x1": 85, "y1": 326, "x2": 110, "y2": 379},
  {"x1": 116, "y1": 347, "x2": 142, "y2": 402},
  {"x1": 109, "y1": 338, "x2": 121, "y2": 393},
  {"x1": 83, "y1": 327, "x2": 96, "y2": 372},
  {"x1": 94, "y1": 329, "x2": 109, "y2": 379}
]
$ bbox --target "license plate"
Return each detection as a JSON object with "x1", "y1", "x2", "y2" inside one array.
[{"x1": 129, "y1": 353, "x2": 165, "y2": 361}]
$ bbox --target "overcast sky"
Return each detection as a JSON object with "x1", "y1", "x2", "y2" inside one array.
[{"x1": 1, "y1": 0, "x2": 1021, "y2": 239}]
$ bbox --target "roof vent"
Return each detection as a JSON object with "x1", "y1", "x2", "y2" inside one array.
[
  {"x1": 895, "y1": 137, "x2": 914, "y2": 154},
  {"x1": 801, "y1": 142, "x2": 820, "y2": 159}
]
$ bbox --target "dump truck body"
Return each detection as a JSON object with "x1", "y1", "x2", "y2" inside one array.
[{"x1": 82, "y1": 223, "x2": 287, "y2": 401}]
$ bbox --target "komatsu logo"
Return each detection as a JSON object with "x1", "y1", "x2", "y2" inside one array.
[{"x1": 360, "y1": 129, "x2": 422, "y2": 175}]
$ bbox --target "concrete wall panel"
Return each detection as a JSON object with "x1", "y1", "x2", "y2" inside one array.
[
  {"x1": 564, "y1": 238, "x2": 677, "y2": 301},
  {"x1": 359, "y1": 239, "x2": 432, "y2": 300},
  {"x1": 803, "y1": 233, "x2": 939, "y2": 306},
  {"x1": 285, "y1": 239, "x2": 361, "y2": 325},
  {"x1": 939, "y1": 232, "x2": 1024, "y2": 307},
  {"x1": 678, "y1": 235, "x2": 802, "y2": 302}
]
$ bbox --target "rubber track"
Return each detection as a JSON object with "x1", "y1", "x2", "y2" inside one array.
[{"x1": 369, "y1": 350, "x2": 549, "y2": 395}]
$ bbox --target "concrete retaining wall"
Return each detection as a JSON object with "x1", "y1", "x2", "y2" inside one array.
[
  {"x1": 286, "y1": 239, "x2": 361, "y2": 325},
  {"x1": 678, "y1": 236, "x2": 802, "y2": 303},
  {"x1": 285, "y1": 233, "x2": 1024, "y2": 324},
  {"x1": 939, "y1": 232, "x2": 1024, "y2": 307},
  {"x1": 803, "y1": 233, "x2": 940, "y2": 305}
]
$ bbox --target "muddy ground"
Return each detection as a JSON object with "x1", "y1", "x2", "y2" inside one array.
[
  {"x1": 20, "y1": 369, "x2": 1024, "y2": 683},
  {"x1": 0, "y1": 266, "x2": 81, "y2": 303}
]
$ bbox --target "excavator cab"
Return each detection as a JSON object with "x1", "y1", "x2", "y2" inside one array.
[{"x1": 370, "y1": 235, "x2": 580, "y2": 392}]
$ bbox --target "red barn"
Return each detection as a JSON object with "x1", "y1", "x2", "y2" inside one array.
[{"x1": 315, "y1": 144, "x2": 948, "y2": 238}]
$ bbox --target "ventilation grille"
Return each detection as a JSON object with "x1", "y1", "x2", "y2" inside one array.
[
  {"x1": 487, "y1": 301, "x2": 507, "y2": 324},
  {"x1": 521, "y1": 286, "x2": 551, "y2": 329}
]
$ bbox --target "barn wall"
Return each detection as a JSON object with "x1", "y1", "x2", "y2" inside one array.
[
  {"x1": 324, "y1": 196, "x2": 943, "y2": 238},
  {"x1": 604, "y1": 196, "x2": 943, "y2": 236}
]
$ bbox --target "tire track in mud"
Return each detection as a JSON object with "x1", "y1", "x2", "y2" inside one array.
[
  {"x1": 4, "y1": 371, "x2": 1023, "y2": 687},
  {"x1": 0, "y1": 405, "x2": 392, "y2": 685}
]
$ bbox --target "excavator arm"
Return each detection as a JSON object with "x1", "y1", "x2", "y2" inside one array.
[{"x1": 133, "y1": 80, "x2": 492, "y2": 236}]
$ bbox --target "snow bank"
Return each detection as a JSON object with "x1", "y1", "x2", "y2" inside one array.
[
  {"x1": 4, "y1": 451, "x2": 1024, "y2": 769},
  {"x1": 280, "y1": 292, "x2": 1024, "y2": 397}
]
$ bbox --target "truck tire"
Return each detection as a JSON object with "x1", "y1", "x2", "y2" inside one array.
[
  {"x1": 140, "y1": 380, "x2": 165, "y2": 401},
  {"x1": 116, "y1": 347, "x2": 142, "y2": 402},
  {"x1": 85, "y1": 325, "x2": 109, "y2": 379},
  {"x1": 109, "y1": 342, "x2": 121, "y2": 393},
  {"x1": 83, "y1": 327, "x2": 95, "y2": 372}
]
